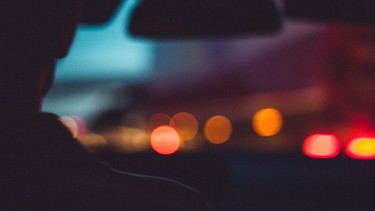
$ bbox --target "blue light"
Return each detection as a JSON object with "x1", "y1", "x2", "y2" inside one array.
[{"x1": 55, "y1": 0, "x2": 154, "y2": 83}]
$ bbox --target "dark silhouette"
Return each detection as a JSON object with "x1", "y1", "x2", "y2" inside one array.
[{"x1": 0, "y1": 1, "x2": 211, "y2": 210}]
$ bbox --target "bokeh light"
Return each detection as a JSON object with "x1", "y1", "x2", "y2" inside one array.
[
  {"x1": 252, "y1": 108, "x2": 283, "y2": 137},
  {"x1": 303, "y1": 134, "x2": 340, "y2": 159},
  {"x1": 204, "y1": 115, "x2": 232, "y2": 144},
  {"x1": 170, "y1": 112, "x2": 199, "y2": 141},
  {"x1": 80, "y1": 133, "x2": 107, "y2": 153},
  {"x1": 150, "y1": 126, "x2": 180, "y2": 155},
  {"x1": 71, "y1": 115, "x2": 88, "y2": 141},
  {"x1": 119, "y1": 127, "x2": 149, "y2": 152},
  {"x1": 346, "y1": 138, "x2": 375, "y2": 159},
  {"x1": 122, "y1": 113, "x2": 147, "y2": 130},
  {"x1": 59, "y1": 116, "x2": 78, "y2": 138},
  {"x1": 147, "y1": 113, "x2": 172, "y2": 130},
  {"x1": 100, "y1": 127, "x2": 149, "y2": 154}
]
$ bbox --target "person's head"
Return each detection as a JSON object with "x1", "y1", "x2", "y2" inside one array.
[{"x1": 0, "y1": 1, "x2": 82, "y2": 116}]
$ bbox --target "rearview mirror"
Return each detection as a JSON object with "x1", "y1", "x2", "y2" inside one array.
[
  {"x1": 285, "y1": 0, "x2": 375, "y2": 25},
  {"x1": 128, "y1": 0, "x2": 281, "y2": 39}
]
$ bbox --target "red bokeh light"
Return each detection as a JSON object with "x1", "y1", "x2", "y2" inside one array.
[
  {"x1": 303, "y1": 134, "x2": 340, "y2": 159},
  {"x1": 150, "y1": 126, "x2": 180, "y2": 155}
]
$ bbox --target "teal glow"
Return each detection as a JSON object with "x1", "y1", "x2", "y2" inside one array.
[{"x1": 55, "y1": 0, "x2": 154, "y2": 82}]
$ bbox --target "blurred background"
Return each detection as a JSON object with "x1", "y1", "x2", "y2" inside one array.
[{"x1": 42, "y1": 0, "x2": 375, "y2": 209}]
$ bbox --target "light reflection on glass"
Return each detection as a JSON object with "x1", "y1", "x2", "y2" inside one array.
[
  {"x1": 150, "y1": 126, "x2": 180, "y2": 155},
  {"x1": 204, "y1": 115, "x2": 232, "y2": 144}
]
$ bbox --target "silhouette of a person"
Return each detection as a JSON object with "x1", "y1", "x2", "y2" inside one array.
[{"x1": 0, "y1": 1, "x2": 212, "y2": 210}]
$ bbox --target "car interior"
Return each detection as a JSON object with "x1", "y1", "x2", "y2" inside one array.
[{"x1": 8, "y1": 0, "x2": 375, "y2": 209}]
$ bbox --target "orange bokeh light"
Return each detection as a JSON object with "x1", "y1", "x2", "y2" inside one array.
[
  {"x1": 303, "y1": 134, "x2": 340, "y2": 159},
  {"x1": 81, "y1": 133, "x2": 107, "y2": 153},
  {"x1": 150, "y1": 126, "x2": 180, "y2": 155},
  {"x1": 252, "y1": 108, "x2": 283, "y2": 137},
  {"x1": 170, "y1": 112, "x2": 199, "y2": 141},
  {"x1": 204, "y1": 115, "x2": 232, "y2": 144},
  {"x1": 346, "y1": 138, "x2": 375, "y2": 159}
]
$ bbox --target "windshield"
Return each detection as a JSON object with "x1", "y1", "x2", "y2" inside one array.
[{"x1": 42, "y1": 0, "x2": 375, "y2": 209}]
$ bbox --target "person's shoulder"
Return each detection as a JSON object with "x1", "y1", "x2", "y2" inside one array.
[{"x1": 27, "y1": 113, "x2": 213, "y2": 210}]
